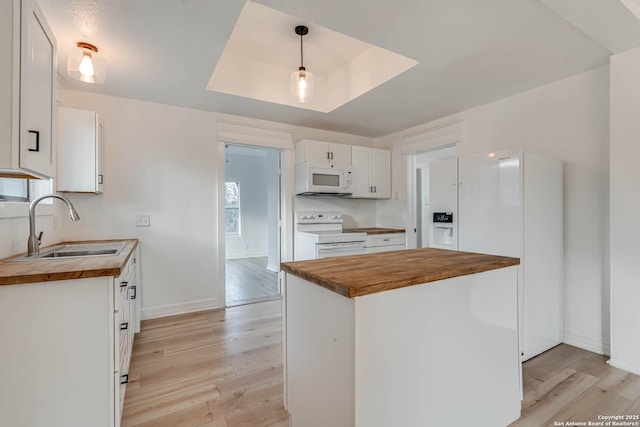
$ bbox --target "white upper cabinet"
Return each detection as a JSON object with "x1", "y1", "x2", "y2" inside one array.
[
  {"x1": 0, "y1": 0, "x2": 56, "y2": 179},
  {"x1": 295, "y1": 139, "x2": 352, "y2": 165},
  {"x1": 351, "y1": 146, "x2": 391, "y2": 199},
  {"x1": 57, "y1": 107, "x2": 104, "y2": 193}
]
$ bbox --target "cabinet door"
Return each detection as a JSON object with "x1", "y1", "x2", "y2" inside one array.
[
  {"x1": 329, "y1": 143, "x2": 351, "y2": 165},
  {"x1": 97, "y1": 119, "x2": 104, "y2": 192},
  {"x1": 351, "y1": 146, "x2": 372, "y2": 198},
  {"x1": 296, "y1": 140, "x2": 330, "y2": 163},
  {"x1": 19, "y1": 0, "x2": 55, "y2": 178},
  {"x1": 458, "y1": 153, "x2": 521, "y2": 257},
  {"x1": 57, "y1": 107, "x2": 101, "y2": 192},
  {"x1": 370, "y1": 149, "x2": 390, "y2": 198}
]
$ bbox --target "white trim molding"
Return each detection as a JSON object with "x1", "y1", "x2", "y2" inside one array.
[
  {"x1": 607, "y1": 359, "x2": 640, "y2": 376},
  {"x1": 563, "y1": 331, "x2": 610, "y2": 356},
  {"x1": 217, "y1": 121, "x2": 293, "y2": 150},
  {"x1": 141, "y1": 298, "x2": 220, "y2": 320},
  {"x1": 400, "y1": 120, "x2": 463, "y2": 155}
]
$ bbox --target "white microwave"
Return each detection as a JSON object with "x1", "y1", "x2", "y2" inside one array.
[{"x1": 294, "y1": 162, "x2": 354, "y2": 196}]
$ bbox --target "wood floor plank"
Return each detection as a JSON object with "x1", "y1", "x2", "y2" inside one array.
[
  {"x1": 226, "y1": 257, "x2": 279, "y2": 306},
  {"x1": 510, "y1": 369, "x2": 599, "y2": 426},
  {"x1": 129, "y1": 402, "x2": 224, "y2": 427},
  {"x1": 548, "y1": 386, "x2": 634, "y2": 424},
  {"x1": 522, "y1": 345, "x2": 593, "y2": 393},
  {"x1": 626, "y1": 397, "x2": 640, "y2": 414},
  {"x1": 123, "y1": 379, "x2": 220, "y2": 426},
  {"x1": 122, "y1": 300, "x2": 285, "y2": 427}
]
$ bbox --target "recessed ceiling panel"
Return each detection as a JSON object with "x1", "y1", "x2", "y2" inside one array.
[{"x1": 207, "y1": 1, "x2": 419, "y2": 113}]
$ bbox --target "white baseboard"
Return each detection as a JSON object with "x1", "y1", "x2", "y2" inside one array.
[
  {"x1": 225, "y1": 252, "x2": 268, "y2": 259},
  {"x1": 607, "y1": 358, "x2": 640, "y2": 376},
  {"x1": 563, "y1": 331, "x2": 610, "y2": 356},
  {"x1": 142, "y1": 298, "x2": 220, "y2": 320}
]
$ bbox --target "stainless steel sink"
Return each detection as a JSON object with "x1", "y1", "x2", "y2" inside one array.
[{"x1": 10, "y1": 242, "x2": 126, "y2": 261}]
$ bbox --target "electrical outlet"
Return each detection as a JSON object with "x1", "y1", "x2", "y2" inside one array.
[{"x1": 136, "y1": 215, "x2": 150, "y2": 227}]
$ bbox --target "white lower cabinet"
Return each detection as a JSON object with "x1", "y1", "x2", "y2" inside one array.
[
  {"x1": 365, "y1": 233, "x2": 405, "y2": 253},
  {"x1": 0, "y1": 250, "x2": 140, "y2": 427}
]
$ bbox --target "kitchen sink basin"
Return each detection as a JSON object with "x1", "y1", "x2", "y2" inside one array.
[
  {"x1": 10, "y1": 242, "x2": 126, "y2": 261},
  {"x1": 39, "y1": 249, "x2": 120, "y2": 258}
]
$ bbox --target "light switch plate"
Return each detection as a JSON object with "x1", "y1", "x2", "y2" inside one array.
[{"x1": 136, "y1": 215, "x2": 150, "y2": 227}]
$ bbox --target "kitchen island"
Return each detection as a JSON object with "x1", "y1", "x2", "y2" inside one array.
[{"x1": 281, "y1": 247, "x2": 522, "y2": 427}]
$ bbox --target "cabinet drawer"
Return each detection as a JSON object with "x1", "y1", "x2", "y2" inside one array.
[
  {"x1": 114, "y1": 258, "x2": 134, "y2": 311},
  {"x1": 366, "y1": 234, "x2": 405, "y2": 248},
  {"x1": 366, "y1": 244, "x2": 406, "y2": 254}
]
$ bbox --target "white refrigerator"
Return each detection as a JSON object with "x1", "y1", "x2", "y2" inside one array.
[{"x1": 429, "y1": 151, "x2": 563, "y2": 361}]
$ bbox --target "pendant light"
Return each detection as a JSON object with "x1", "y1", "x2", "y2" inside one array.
[
  {"x1": 290, "y1": 25, "x2": 314, "y2": 103},
  {"x1": 67, "y1": 42, "x2": 106, "y2": 84}
]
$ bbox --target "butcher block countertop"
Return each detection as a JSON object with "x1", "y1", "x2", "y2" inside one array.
[
  {"x1": 343, "y1": 227, "x2": 405, "y2": 235},
  {"x1": 281, "y1": 247, "x2": 519, "y2": 298},
  {"x1": 0, "y1": 239, "x2": 138, "y2": 286}
]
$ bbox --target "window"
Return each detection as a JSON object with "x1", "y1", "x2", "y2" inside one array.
[
  {"x1": 0, "y1": 177, "x2": 53, "y2": 204},
  {"x1": 225, "y1": 182, "x2": 240, "y2": 235},
  {"x1": 0, "y1": 178, "x2": 29, "y2": 202}
]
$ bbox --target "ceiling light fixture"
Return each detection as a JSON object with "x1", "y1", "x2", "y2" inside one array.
[
  {"x1": 290, "y1": 25, "x2": 314, "y2": 103},
  {"x1": 67, "y1": 42, "x2": 106, "y2": 84}
]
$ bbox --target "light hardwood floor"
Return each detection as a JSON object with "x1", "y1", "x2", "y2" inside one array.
[
  {"x1": 510, "y1": 344, "x2": 640, "y2": 426},
  {"x1": 122, "y1": 299, "x2": 288, "y2": 427},
  {"x1": 123, "y1": 300, "x2": 640, "y2": 427},
  {"x1": 225, "y1": 257, "x2": 279, "y2": 307}
]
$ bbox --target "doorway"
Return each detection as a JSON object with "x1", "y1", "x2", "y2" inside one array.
[
  {"x1": 224, "y1": 144, "x2": 282, "y2": 307},
  {"x1": 411, "y1": 146, "x2": 457, "y2": 248}
]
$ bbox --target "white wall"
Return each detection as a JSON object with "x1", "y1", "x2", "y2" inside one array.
[
  {"x1": 59, "y1": 91, "x2": 220, "y2": 319},
  {"x1": 56, "y1": 90, "x2": 377, "y2": 318},
  {"x1": 609, "y1": 46, "x2": 640, "y2": 375},
  {"x1": 377, "y1": 66, "x2": 611, "y2": 355},
  {"x1": 224, "y1": 150, "x2": 277, "y2": 259},
  {"x1": 0, "y1": 209, "x2": 62, "y2": 259}
]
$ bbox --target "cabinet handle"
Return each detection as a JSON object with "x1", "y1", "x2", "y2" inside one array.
[
  {"x1": 120, "y1": 374, "x2": 129, "y2": 384},
  {"x1": 120, "y1": 281, "x2": 128, "y2": 288},
  {"x1": 326, "y1": 152, "x2": 330, "y2": 159},
  {"x1": 27, "y1": 130, "x2": 40, "y2": 152},
  {"x1": 373, "y1": 186, "x2": 377, "y2": 193},
  {"x1": 369, "y1": 186, "x2": 373, "y2": 193},
  {"x1": 383, "y1": 238, "x2": 390, "y2": 242},
  {"x1": 129, "y1": 286, "x2": 137, "y2": 300},
  {"x1": 330, "y1": 152, "x2": 334, "y2": 160},
  {"x1": 98, "y1": 174, "x2": 103, "y2": 184},
  {"x1": 120, "y1": 322, "x2": 128, "y2": 330}
]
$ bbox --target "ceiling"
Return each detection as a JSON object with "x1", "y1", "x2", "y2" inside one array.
[
  {"x1": 39, "y1": 0, "x2": 640, "y2": 138},
  {"x1": 207, "y1": 1, "x2": 418, "y2": 113}
]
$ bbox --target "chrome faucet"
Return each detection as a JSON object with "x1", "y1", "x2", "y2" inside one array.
[{"x1": 28, "y1": 194, "x2": 80, "y2": 256}]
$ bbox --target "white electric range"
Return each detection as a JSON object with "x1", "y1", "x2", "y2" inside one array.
[{"x1": 294, "y1": 212, "x2": 367, "y2": 261}]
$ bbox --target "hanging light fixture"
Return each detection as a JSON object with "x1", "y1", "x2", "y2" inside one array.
[
  {"x1": 290, "y1": 25, "x2": 314, "y2": 103},
  {"x1": 67, "y1": 42, "x2": 106, "y2": 84}
]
